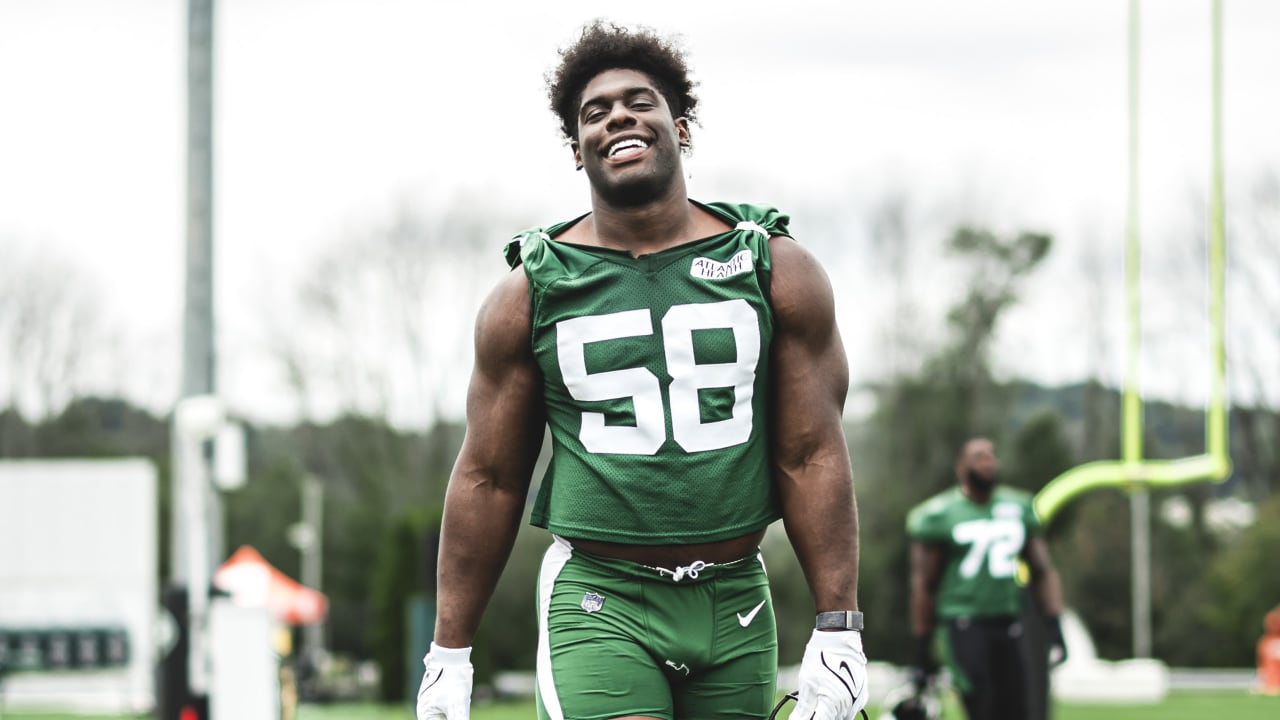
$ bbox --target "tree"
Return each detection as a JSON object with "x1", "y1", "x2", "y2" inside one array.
[
  {"x1": 369, "y1": 515, "x2": 423, "y2": 702},
  {"x1": 855, "y1": 223, "x2": 1054, "y2": 662},
  {"x1": 269, "y1": 197, "x2": 521, "y2": 430},
  {"x1": 0, "y1": 239, "x2": 114, "y2": 422},
  {"x1": 1229, "y1": 173, "x2": 1280, "y2": 503},
  {"x1": 1004, "y1": 408, "x2": 1075, "y2": 495},
  {"x1": 248, "y1": 197, "x2": 533, "y2": 676},
  {"x1": 1199, "y1": 496, "x2": 1280, "y2": 665}
]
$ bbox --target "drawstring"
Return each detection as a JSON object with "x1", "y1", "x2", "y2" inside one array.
[
  {"x1": 659, "y1": 560, "x2": 708, "y2": 582},
  {"x1": 637, "y1": 553, "x2": 757, "y2": 582}
]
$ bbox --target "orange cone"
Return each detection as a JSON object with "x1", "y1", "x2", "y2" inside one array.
[{"x1": 1259, "y1": 606, "x2": 1280, "y2": 696}]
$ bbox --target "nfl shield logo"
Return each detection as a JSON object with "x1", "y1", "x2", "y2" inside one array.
[{"x1": 580, "y1": 592, "x2": 605, "y2": 613}]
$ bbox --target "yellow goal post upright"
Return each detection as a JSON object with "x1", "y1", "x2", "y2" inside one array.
[{"x1": 1031, "y1": 0, "x2": 1232, "y2": 657}]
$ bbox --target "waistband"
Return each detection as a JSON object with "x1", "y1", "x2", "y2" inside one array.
[
  {"x1": 553, "y1": 535, "x2": 763, "y2": 584},
  {"x1": 945, "y1": 615, "x2": 1022, "y2": 630}
]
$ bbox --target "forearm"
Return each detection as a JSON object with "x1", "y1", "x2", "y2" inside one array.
[
  {"x1": 908, "y1": 550, "x2": 939, "y2": 675},
  {"x1": 910, "y1": 589, "x2": 936, "y2": 637},
  {"x1": 909, "y1": 542, "x2": 941, "y2": 637},
  {"x1": 769, "y1": 237, "x2": 859, "y2": 613},
  {"x1": 1033, "y1": 567, "x2": 1065, "y2": 618},
  {"x1": 779, "y1": 449, "x2": 860, "y2": 612},
  {"x1": 433, "y1": 474, "x2": 528, "y2": 648},
  {"x1": 1025, "y1": 537, "x2": 1064, "y2": 618}
]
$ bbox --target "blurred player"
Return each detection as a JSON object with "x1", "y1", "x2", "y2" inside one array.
[
  {"x1": 415, "y1": 19, "x2": 868, "y2": 720},
  {"x1": 906, "y1": 437, "x2": 1066, "y2": 720}
]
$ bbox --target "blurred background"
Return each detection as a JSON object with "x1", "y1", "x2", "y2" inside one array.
[{"x1": 1, "y1": 0, "x2": 1278, "y2": 717}]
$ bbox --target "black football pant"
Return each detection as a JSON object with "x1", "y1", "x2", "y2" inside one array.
[{"x1": 945, "y1": 615, "x2": 1030, "y2": 720}]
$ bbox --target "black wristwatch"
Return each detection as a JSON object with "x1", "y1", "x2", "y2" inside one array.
[{"x1": 815, "y1": 611, "x2": 864, "y2": 631}]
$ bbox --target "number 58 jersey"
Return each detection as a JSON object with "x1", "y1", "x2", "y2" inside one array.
[
  {"x1": 906, "y1": 486, "x2": 1043, "y2": 619},
  {"x1": 503, "y1": 201, "x2": 788, "y2": 545}
]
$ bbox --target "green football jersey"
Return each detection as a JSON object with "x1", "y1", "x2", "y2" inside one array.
[
  {"x1": 504, "y1": 201, "x2": 788, "y2": 544},
  {"x1": 906, "y1": 486, "x2": 1042, "y2": 619}
]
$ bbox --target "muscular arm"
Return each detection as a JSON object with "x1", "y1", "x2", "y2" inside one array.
[
  {"x1": 909, "y1": 542, "x2": 944, "y2": 636},
  {"x1": 1022, "y1": 535, "x2": 1064, "y2": 617},
  {"x1": 433, "y1": 269, "x2": 545, "y2": 649},
  {"x1": 769, "y1": 237, "x2": 860, "y2": 613}
]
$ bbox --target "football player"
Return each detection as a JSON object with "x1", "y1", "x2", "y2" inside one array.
[
  {"x1": 906, "y1": 437, "x2": 1066, "y2": 720},
  {"x1": 416, "y1": 20, "x2": 868, "y2": 720}
]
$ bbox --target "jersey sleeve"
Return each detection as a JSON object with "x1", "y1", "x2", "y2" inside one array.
[
  {"x1": 704, "y1": 201, "x2": 792, "y2": 239},
  {"x1": 1024, "y1": 496, "x2": 1044, "y2": 535},
  {"x1": 504, "y1": 228, "x2": 552, "y2": 270},
  {"x1": 906, "y1": 497, "x2": 949, "y2": 543}
]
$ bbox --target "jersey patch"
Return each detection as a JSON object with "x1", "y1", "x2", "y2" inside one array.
[
  {"x1": 690, "y1": 249, "x2": 753, "y2": 280},
  {"x1": 580, "y1": 592, "x2": 605, "y2": 613}
]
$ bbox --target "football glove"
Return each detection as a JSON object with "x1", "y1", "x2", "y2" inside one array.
[
  {"x1": 415, "y1": 642, "x2": 473, "y2": 720},
  {"x1": 879, "y1": 677, "x2": 943, "y2": 720},
  {"x1": 908, "y1": 633, "x2": 937, "y2": 691},
  {"x1": 1046, "y1": 616, "x2": 1068, "y2": 667},
  {"x1": 789, "y1": 629, "x2": 869, "y2": 720}
]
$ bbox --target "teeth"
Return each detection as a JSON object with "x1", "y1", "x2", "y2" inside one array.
[{"x1": 609, "y1": 139, "x2": 648, "y2": 157}]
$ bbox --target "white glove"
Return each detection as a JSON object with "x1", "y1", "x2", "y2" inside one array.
[
  {"x1": 416, "y1": 642, "x2": 474, "y2": 720},
  {"x1": 789, "y1": 629, "x2": 869, "y2": 720}
]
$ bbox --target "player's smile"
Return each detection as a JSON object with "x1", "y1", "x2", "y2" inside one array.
[
  {"x1": 603, "y1": 134, "x2": 651, "y2": 164},
  {"x1": 572, "y1": 68, "x2": 689, "y2": 204}
]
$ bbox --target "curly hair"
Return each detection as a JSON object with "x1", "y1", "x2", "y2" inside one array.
[{"x1": 547, "y1": 20, "x2": 699, "y2": 142}]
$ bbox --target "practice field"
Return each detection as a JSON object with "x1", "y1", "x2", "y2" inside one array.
[
  {"x1": 4, "y1": 692, "x2": 1276, "y2": 720},
  {"x1": 318, "y1": 692, "x2": 1280, "y2": 719}
]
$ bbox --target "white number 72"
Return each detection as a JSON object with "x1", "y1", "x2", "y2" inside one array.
[{"x1": 952, "y1": 518, "x2": 1024, "y2": 579}]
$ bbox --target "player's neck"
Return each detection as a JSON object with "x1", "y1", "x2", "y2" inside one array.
[{"x1": 587, "y1": 182, "x2": 697, "y2": 255}]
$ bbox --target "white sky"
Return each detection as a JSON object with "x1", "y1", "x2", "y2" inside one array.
[{"x1": 1, "y1": 0, "x2": 1277, "y2": 425}]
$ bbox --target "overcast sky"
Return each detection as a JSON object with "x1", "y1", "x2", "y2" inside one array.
[{"x1": 1, "y1": 0, "x2": 1277, "y2": 425}]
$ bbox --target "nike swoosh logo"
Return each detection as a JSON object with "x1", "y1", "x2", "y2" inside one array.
[{"x1": 737, "y1": 600, "x2": 767, "y2": 627}]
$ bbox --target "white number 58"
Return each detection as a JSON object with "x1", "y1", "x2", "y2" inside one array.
[{"x1": 555, "y1": 299, "x2": 760, "y2": 455}]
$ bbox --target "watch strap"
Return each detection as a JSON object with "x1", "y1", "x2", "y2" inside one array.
[{"x1": 815, "y1": 610, "x2": 864, "y2": 631}]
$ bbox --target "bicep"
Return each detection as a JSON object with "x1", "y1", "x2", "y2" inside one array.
[
  {"x1": 1021, "y1": 535, "x2": 1055, "y2": 577},
  {"x1": 453, "y1": 270, "x2": 545, "y2": 489},
  {"x1": 768, "y1": 237, "x2": 849, "y2": 465},
  {"x1": 911, "y1": 542, "x2": 944, "y2": 590}
]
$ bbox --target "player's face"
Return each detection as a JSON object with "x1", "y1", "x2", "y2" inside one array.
[
  {"x1": 960, "y1": 439, "x2": 999, "y2": 486},
  {"x1": 571, "y1": 68, "x2": 690, "y2": 207}
]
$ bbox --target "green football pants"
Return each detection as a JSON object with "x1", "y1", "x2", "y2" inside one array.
[{"x1": 535, "y1": 536, "x2": 777, "y2": 720}]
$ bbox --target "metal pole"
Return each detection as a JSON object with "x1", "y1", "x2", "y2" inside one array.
[
  {"x1": 183, "y1": 0, "x2": 215, "y2": 401},
  {"x1": 182, "y1": 422, "x2": 212, "y2": 694},
  {"x1": 174, "y1": 0, "x2": 216, "y2": 583},
  {"x1": 1124, "y1": 0, "x2": 1153, "y2": 660},
  {"x1": 175, "y1": 0, "x2": 217, "y2": 713},
  {"x1": 301, "y1": 477, "x2": 325, "y2": 664},
  {"x1": 1131, "y1": 488, "x2": 1152, "y2": 657}
]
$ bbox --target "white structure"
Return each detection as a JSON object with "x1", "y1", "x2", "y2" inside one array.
[
  {"x1": 1051, "y1": 609, "x2": 1169, "y2": 703},
  {"x1": 0, "y1": 458, "x2": 157, "y2": 713},
  {"x1": 209, "y1": 600, "x2": 280, "y2": 720}
]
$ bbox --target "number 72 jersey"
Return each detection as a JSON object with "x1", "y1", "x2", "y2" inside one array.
[
  {"x1": 906, "y1": 486, "x2": 1043, "y2": 619},
  {"x1": 504, "y1": 201, "x2": 789, "y2": 546}
]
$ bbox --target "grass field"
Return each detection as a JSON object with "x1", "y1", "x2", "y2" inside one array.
[
  {"x1": 5, "y1": 692, "x2": 1277, "y2": 720},
  {"x1": 324, "y1": 692, "x2": 1280, "y2": 719}
]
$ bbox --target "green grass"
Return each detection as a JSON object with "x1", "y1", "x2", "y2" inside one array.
[
  {"x1": 3, "y1": 693, "x2": 1277, "y2": 720},
  {"x1": 302, "y1": 692, "x2": 1280, "y2": 720},
  {"x1": 1054, "y1": 691, "x2": 1280, "y2": 720}
]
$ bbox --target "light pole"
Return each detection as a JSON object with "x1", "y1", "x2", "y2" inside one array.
[
  {"x1": 173, "y1": 396, "x2": 228, "y2": 696},
  {"x1": 289, "y1": 476, "x2": 325, "y2": 667}
]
